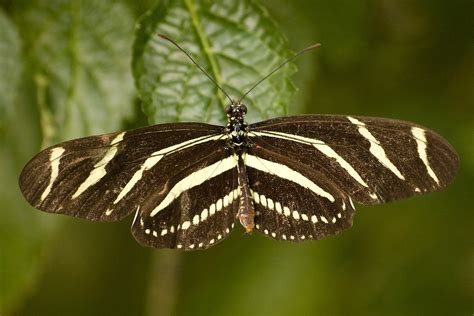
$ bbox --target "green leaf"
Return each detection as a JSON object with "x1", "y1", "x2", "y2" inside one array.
[
  {"x1": 16, "y1": 0, "x2": 136, "y2": 144},
  {"x1": 0, "y1": 9, "x2": 22, "y2": 131},
  {"x1": 133, "y1": 0, "x2": 296, "y2": 124}
]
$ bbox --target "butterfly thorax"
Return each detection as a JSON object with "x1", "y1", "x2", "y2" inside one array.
[{"x1": 225, "y1": 102, "x2": 249, "y2": 149}]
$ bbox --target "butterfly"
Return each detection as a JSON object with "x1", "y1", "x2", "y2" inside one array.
[{"x1": 19, "y1": 35, "x2": 459, "y2": 250}]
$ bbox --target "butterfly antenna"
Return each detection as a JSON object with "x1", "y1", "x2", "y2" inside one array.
[
  {"x1": 238, "y1": 43, "x2": 321, "y2": 104},
  {"x1": 158, "y1": 33, "x2": 234, "y2": 104}
]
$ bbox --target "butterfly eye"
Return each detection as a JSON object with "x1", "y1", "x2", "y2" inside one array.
[
  {"x1": 225, "y1": 105, "x2": 232, "y2": 114},
  {"x1": 240, "y1": 104, "x2": 247, "y2": 114}
]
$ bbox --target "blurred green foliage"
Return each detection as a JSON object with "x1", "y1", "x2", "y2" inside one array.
[{"x1": 0, "y1": 0, "x2": 472, "y2": 315}]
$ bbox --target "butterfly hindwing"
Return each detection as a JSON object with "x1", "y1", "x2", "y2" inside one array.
[
  {"x1": 132, "y1": 151, "x2": 239, "y2": 250},
  {"x1": 19, "y1": 123, "x2": 226, "y2": 221},
  {"x1": 249, "y1": 115, "x2": 458, "y2": 205},
  {"x1": 245, "y1": 146, "x2": 356, "y2": 241}
]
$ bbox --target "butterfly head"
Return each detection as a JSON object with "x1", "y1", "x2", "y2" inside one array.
[{"x1": 225, "y1": 102, "x2": 247, "y2": 119}]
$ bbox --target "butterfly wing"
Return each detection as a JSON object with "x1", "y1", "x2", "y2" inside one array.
[
  {"x1": 245, "y1": 147, "x2": 356, "y2": 241},
  {"x1": 131, "y1": 150, "x2": 240, "y2": 250},
  {"x1": 246, "y1": 114, "x2": 458, "y2": 241},
  {"x1": 19, "y1": 123, "x2": 229, "y2": 223},
  {"x1": 249, "y1": 115, "x2": 458, "y2": 204}
]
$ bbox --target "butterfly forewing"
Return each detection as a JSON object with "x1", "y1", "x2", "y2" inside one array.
[
  {"x1": 132, "y1": 150, "x2": 239, "y2": 250},
  {"x1": 249, "y1": 115, "x2": 458, "y2": 205},
  {"x1": 245, "y1": 146, "x2": 355, "y2": 241},
  {"x1": 19, "y1": 123, "x2": 225, "y2": 221}
]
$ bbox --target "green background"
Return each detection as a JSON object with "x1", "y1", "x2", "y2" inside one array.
[{"x1": 1, "y1": 0, "x2": 472, "y2": 315}]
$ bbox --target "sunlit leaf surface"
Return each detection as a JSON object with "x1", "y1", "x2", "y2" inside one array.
[{"x1": 133, "y1": 0, "x2": 296, "y2": 124}]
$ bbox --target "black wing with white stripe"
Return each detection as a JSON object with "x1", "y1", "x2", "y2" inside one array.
[
  {"x1": 249, "y1": 115, "x2": 458, "y2": 205},
  {"x1": 132, "y1": 150, "x2": 239, "y2": 250},
  {"x1": 19, "y1": 123, "x2": 226, "y2": 222},
  {"x1": 244, "y1": 114, "x2": 458, "y2": 241},
  {"x1": 19, "y1": 113, "x2": 459, "y2": 249},
  {"x1": 245, "y1": 146, "x2": 356, "y2": 241}
]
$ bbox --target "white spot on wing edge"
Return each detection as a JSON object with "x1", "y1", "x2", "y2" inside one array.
[
  {"x1": 209, "y1": 203, "x2": 216, "y2": 215},
  {"x1": 292, "y1": 211, "x2": 300, "y2": 220},
  {"x1": 411, "y1": 127, "x2": 440, "y2": 185},
  {"x1": 252, "y1": 191, "x2": 260, "y2": 204},
  {"x1": 245, "y1": 154, "x2": 335, "y2": 202},
  {"x1": 260, "y1": 194, "x2": 267, "y2": 208},
  {"x1": 40, "y1": 147, "x2": 66, "y2": 201},
  {"x1": 181, "y1": 221, "x2": 191, "y2": 230},
  {"x1": 275, "y1": 202, "x2": 282, "y2": 214},
  {"x1": 199, "y1": 188, "x2": 237, "y2": 223},
  {"x1": 267, "y1": 197, "x2": 274, "y2": 210},
  {"x1": 201, "y1": 209, "x2": 208, "y2": 221},
  {"x1": 347, "y1": 116, "x2": 405, "y2": 181},
  {"x1": 216, "y1": 198, "x2": 223, "y2": 212},
  {"x1": 150, "y1": 155, "x2": 238, "y2": 217}
]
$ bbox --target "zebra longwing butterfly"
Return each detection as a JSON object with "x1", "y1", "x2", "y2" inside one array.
[{"x1": 19, "y1": 35, "x2": 459, "y2": 251}]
